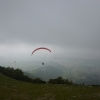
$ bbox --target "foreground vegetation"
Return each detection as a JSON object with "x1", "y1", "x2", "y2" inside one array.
[{"x1": 0, "y1": 73, "x2": 100, "y2": 100}]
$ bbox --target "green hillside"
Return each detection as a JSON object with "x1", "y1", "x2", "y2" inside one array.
[{"x1": 0, "y1": 73, "x2": 100, "y2": 100}]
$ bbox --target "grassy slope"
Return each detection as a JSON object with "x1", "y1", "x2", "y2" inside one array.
[{"x1": 0, "y1": 73, "x2": 100, "y2": 100}]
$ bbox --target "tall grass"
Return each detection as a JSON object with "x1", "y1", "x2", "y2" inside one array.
[{"x1": 0, "y1": 74, "x2": 100, "y2": 100}]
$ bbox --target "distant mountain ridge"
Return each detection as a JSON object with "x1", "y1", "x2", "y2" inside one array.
[{"x1": 24, "y1": 61, "x2": 100, "y2": 85}]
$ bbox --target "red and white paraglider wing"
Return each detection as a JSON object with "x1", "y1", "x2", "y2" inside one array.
[{"x1": 31, "y1": 47, "x2": 51, "y2": 55}]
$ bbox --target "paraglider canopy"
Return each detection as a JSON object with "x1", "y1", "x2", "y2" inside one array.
[
  {"x1": 31, "y1": 47, "x2": 51, "y2": 65},
  {"x1": 31, "y1": 47, "x2": 51, "y2": 55}
]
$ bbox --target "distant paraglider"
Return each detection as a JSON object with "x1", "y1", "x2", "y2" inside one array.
[
  {"x1": 31, "y1": 47, "x2": 51, "y2": 55},
  {"x1": 42, "y1": 62, "x2": 44, "y2": 65},
  {"x1": 14, "y1": 61, "x2": 16, "y2": 65}
]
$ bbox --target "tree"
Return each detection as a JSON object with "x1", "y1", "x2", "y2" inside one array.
[{"x1": 33, "y1": 78, "x2": 46, "y2": 84}]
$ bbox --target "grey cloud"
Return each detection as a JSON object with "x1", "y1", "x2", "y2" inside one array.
[{"x1": 0, "y1": 0, "x2": 100, "y2": 61}]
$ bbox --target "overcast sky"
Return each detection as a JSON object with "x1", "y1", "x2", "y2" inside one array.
[{"x1": 0, "y1": 0, "x2": 100, "y2": 68}]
